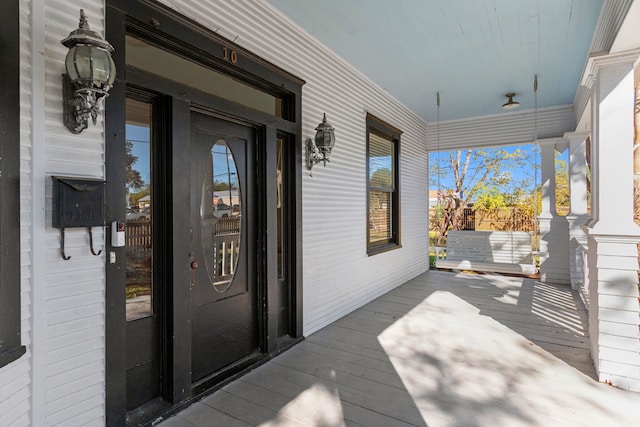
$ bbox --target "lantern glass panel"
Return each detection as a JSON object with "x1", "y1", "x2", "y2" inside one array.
[
  {"x1": 315, "y1": 131, "x2": 334, "y2": 151},
  {"x1": 107, "y1": 55, "x2": 116, "y2": 85},
  {"x1": 65, "y1": 47, "x2": 80, "y2": 81},
  {"x1": 71, "y1": 45, "x2": 93, "y2": 80},
  {"x1": 92, "y1": 48, "x2": 113, "y2": 84}
]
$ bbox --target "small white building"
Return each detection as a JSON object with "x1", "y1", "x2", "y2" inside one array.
[{"x1": 0, "y1": 0, "x2": 639, "y2": 425}]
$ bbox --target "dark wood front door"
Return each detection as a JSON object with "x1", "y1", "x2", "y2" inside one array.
[{"x1": 190, "y1": 112, "x2": 259, "y2": 383}]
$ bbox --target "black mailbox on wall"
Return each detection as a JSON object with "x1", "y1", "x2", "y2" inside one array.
[
  {"x1": 52, "y1": 176, "x2": 105, "y2": 227},
  {"x1": 52, "y1": 176, "x2": 106, "y2": 259}
]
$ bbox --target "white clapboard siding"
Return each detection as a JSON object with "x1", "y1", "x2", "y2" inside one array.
[
  {"x1": 426, "y1": 105, "x2": 576, "y2": 152},
  {"x1": 0, "y1": 357, "x2": 31, "y2": 426},
  {"x1": 36, "y1": 0, "x2": 106, "y2": 425},
  {"x1": 161, "y1": 0, "x2": 429, "y2": 335}
]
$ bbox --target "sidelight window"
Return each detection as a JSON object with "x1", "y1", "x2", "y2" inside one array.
[{"x1": 125, "y1": 98, "x2": 154, "y2": 321}]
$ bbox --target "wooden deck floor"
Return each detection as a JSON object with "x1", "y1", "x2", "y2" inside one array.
[{"x1": 158, "y1": 270, "x2": 640, "y2": 427}]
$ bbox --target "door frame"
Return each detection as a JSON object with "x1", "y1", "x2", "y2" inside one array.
[
  {"x1": 105, "y1": 1, "x2": 304, "y2": 425},
  {"x1": 0, "y1": 0, "x2": 25, "y2": 369}
]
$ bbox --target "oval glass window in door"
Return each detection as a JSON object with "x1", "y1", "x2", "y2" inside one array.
[{"x1": 200, "y1": 140, "x2": 241, "y2": 292}]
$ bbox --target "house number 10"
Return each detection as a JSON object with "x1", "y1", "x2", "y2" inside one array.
[{"x1": 223, "y1": 47, "x2": 238, "y2": 64}]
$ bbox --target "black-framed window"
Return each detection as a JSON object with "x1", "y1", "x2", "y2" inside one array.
[
  {"x1": 0, "y1": 0, "x2": 25, "y2": 368},
  {"x1": 366, "y1": 114, "x2": 401, "y2": 255}
]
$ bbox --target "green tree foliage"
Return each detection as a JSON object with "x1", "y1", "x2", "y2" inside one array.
[
  {"x1": 475, "y1": 186, "x2": 507, "y2": 209},
  {"x1": 555, "y1": 153, "x2": 570, "y2": 213},
  {"x1": 510, "y1": 151, "x2": 572, "y2": 217},
  {"x1": 126, "y1": 140, "x2": 144, "y2": 190},
  {"x1": 513, "y1": 188, "x2": 540, "y2": 217},
  {"x1": 213, "y1": 180, "x2": 236, "y2": 191}
]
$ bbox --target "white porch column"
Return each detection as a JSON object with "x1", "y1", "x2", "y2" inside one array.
[
  {"x1": 539, "y1": 140, "x2": 557, "y2": 218},
  {"x1": 565, "y1": 132, "x2": 590, "y2": 291},
  {"x1": 537, "y1": 138, "x2": 570, "y2": 284},
  {"x1": 581, "y1": 49, "x2": 640, "y2": 391}
]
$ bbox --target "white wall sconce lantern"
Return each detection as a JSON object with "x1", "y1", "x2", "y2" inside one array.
[
  {"x1": 305, "y1": 113, "x2": 336, "y2": 174},
  {"x1": 61, "y1": 9, "x2": 116, "y2": 134}
]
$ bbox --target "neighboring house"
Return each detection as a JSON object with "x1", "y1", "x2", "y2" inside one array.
[
  {"x1": 136, "y1": 195, "x2": 150, "y2": 210},
  {"x1": 213, "y1": 190, "x2": 240, "y2": 208},
  {"x1": 0, "y1": 0, "x2": 639, "y2": 426}
]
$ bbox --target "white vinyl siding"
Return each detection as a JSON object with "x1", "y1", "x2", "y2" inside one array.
[
  {"x1": 40, "y1": 1, "x2": 106, "y2": 424},
  {"x1": 426, "y1": 105, "x2": 576, "y2": 152}
]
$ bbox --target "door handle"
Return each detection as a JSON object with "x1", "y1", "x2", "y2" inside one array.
[{"x1": 190, "y1": 254, "x2": 198, "y2": 288}]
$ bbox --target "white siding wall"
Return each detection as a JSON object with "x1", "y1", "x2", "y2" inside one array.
[
  {"x1": 0, "y1": 0, "x2": 107, "y2": 425},
  {"x1": 159, "y1": 0, "x2": 429, "y2": 335},
  {"x1": 426, "y1": 105, "x2": 576, "y2": 152},
  {"x1": 41, "y1": 2, "x2": 106, "y2": 424}
]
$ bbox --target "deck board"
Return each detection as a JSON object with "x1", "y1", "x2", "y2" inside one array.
[{"x1": 159, "y1": 270, "x2": 640, "y2": 427}]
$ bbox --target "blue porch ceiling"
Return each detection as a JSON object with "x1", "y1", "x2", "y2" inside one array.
[{"x1": 267, "y1": 0, "x2": 603, "y2": 123}]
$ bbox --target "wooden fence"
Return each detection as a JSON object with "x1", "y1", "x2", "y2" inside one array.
[
  {"x1": 429, "y1": 207, "x2": 536, "y2": 232},
  {"x1": 475, "y1": 208, "x2": 535, "y2": 231},
  {"x1": 126, "y1": 221, "x2": 151, "y2": 253},
  {"x1": 126, "y1": 217, "x2": 241, "y2": 252},
  {"x1": 460, "y1": 208, "x2": 475, "y2": 230}
]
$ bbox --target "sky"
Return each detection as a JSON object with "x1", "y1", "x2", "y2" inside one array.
[{"x1": 126, "y1": 124, "x2": 151, "y2": 188}]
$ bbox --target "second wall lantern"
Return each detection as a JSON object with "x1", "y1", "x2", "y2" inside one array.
[
  {"x1": 61, "y1": 9, "x2": 116, "y2": 134},
  {"x1": 305, "y1": 113, "x2": 336, "y2": 174}
]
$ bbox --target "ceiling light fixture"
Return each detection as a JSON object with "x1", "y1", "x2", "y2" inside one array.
[{"x1": 501, "y1": 92, "x2": 520, "y2": 110}]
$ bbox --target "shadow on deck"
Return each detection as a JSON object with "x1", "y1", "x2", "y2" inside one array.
[{"x1": 159, "y1": 270, "x2": 640, "y2": 427}]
